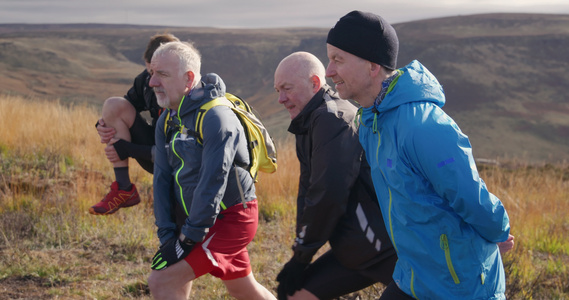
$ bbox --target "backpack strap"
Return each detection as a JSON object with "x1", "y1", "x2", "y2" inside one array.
[
  {"x1": 194, "y1": 97, "x2": 234, "y2": 145},
  {"x1": 195, "y1": 96, "x2": 247, "y2": 209},
  {"x1": 163, "y1": 109, "x2": 171, "y2": 136},
  {"x1": 225, "y1": 93, "x2": 252, "y2": 113},
  {"x1": 163, "y1": 108, "x2": 200, "y2": 143}
]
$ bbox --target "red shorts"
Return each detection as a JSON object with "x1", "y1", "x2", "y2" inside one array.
[{"x1": 184, "y1": 200, "x2": 258, "y2": 281}]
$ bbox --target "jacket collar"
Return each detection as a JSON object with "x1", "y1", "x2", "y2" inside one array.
[
  {"x1": 288, "y1": 85, "x2": 337, "y2": 135},
  {"x1": 176, "y1": 73, "x2": 226, "y2": 118}
]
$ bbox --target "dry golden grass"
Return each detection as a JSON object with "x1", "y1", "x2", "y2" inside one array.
[
  {"x1": 0, "y1": 95, "x2": 294, "y2": 299},
  {"x1": 1, "y1": 95, "x2": 568, "y2": 299},
  {"x1": 0, "y1": 95, "x2": 146, "y2": 175},
  {"x1": 479, "y1": 162, "x2": 569, "y2": 299}
]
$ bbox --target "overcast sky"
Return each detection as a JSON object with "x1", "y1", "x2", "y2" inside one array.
[{"x1": 1, "y1": 0, "x2": 568, "y2": 28}]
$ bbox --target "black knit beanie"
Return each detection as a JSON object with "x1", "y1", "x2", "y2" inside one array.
[{"x1": 327, "y1": 10, "x2": 399, "y2": 70}]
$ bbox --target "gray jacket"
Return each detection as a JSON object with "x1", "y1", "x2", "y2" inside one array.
[{"x1": 153, "y1": 73, "x2": 255, "y2": 245}]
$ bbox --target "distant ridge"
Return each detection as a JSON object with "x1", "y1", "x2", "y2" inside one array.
[{"x1": 1, "y1": 13, "x2": 568, "y2": 162}]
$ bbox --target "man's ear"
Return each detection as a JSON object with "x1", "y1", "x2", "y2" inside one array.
[
  {"x1": 186, "y1": 71, "x2": 195, "y2": 88},
  {"x1": 310, "y1": 75, "x2": 321, "y2": 93},
  {"x1": 369, "y1": 62, "x2": 382, "y2": 78}
]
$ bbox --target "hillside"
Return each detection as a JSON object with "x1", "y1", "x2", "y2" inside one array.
[{"x1": 1, "y1": 13, "x2": 568, "y2": 162}]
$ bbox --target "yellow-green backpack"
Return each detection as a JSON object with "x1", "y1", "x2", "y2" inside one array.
[
  {"x1": 194, "y1": 93, "x2": 278, "y2": 181},
  {"x1": 164, "y1": 93, "x2": 278, "y2": 182}
]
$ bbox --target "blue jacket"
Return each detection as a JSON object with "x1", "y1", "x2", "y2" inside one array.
[
  {"x1": 153, "y1": 73, "x2": 254, "y2": 245},
  {"x1": 358, "y1": 60, "x2": 510, "y2": 299}
]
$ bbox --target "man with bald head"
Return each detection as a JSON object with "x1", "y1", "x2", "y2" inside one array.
[{"x1": 274, "y1": 51, "x2": 397, "y2": 300}]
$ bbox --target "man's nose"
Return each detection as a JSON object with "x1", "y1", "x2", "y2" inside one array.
[
  {"x1": 277, "y1": 91, "x2": 287, "y2": 104},
  {"x1": 149, "y1": 75, "x2": 158, "y2": 87},
  {"x1": 325, "y1": 63, "x2": 335, "y2": 78}
]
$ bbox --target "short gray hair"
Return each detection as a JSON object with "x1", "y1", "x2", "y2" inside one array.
[{"x1": 153, "y1": 41, "x2": 202, "y2": 88}]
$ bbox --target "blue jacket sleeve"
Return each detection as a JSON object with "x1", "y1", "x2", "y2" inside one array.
[
  {"x1": 153, "y1": 111, "x2": 177, "y2": 245},
  {"x1": 405, "y1": 104, "x2": 510, "y2": 243}
]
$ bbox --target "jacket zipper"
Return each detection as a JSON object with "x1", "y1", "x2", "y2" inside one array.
[
  {"x1": 171, "y1": 128, "x2": 189, "y2": 217},
  {"x1": 440, "y1": 234, "x2": 460, "y2": 284}
]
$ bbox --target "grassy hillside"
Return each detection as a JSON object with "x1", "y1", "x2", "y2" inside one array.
[
  {"x1": 395, "y1": 14, "x2": 569, "y2": 163},
  {"x1": 0, "y1": 13, "x2": 568, "y2": 162},
  {"x1": 1, "y1": 95, "x2": 568, "y2": 299}
]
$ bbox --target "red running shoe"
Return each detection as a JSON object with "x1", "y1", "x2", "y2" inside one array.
[{"x1": 89, "y1": 181, "x2": 141, "y2": 215}]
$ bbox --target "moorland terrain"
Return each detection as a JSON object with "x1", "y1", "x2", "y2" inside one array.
[
  {"x1": 1, "y1": 13, "x2": 569, "y2": 162},
  {"x1": 0, "y1": 13, "x2": 568, "y2": 299}
]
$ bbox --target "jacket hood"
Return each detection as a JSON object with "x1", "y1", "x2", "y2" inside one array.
[
  {"x1": 376, "y1": 60, "x2": 445, "y2": 113},
  {"x1": 177, "y1": 73, "x2": 226, "y2": 117}
]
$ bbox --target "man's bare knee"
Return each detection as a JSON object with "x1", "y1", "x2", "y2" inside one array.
[
  {"x1": 226, "y1": 286, "x2": 249, "y2": 300},
  {"x1": 103, "y1": 96, "x2": 128, "y2": 110},
  {"x1": 224, "y1": 272, "x2": 275, "y2": 300},
  {"x1": 102, "y1": 97, "x2": 136, "y2": 128},
  {"x1": 223, "y1": 275, "x2": 252, "y2": 299},
  {"x1": 148, "y1": 271, "x2": 179, "y2": 299},
  {"x1": 147, "y1": 271, "x2": 163, "y2": 294}
]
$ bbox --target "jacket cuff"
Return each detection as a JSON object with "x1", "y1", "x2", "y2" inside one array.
[{"x1": 292, "y1": 244, "x2": 316, "y2": 264}]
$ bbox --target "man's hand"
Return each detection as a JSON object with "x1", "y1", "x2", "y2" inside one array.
[
  {"x1": 104, "y1": 138, "x2": 122, "y2": 163},
  {"x1": 498, "y1": 234, "x2": 515, "y2": 254},
  {"x1": 96, "y1": 118, "x2": 116, "y2": 144},
  {"x1": 276, "y1": 257, "x2": 309, "y2": 299},
  {"x1": 151, "y1": 237, "x2": 194, "y2": 270}
]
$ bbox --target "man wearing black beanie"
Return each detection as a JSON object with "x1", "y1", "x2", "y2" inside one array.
[
  {"x1": 326, "y1": 10, "x2": 515, "y2": 300},
  {"x1": 327, "y1": 10, "x2": 398, "y2": 71}
]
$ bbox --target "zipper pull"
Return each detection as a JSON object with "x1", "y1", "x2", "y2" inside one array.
[{"x1": 440, "y1": 234, "x2": 449, "y2": 250}]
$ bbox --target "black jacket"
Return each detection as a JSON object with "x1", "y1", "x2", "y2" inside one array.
[
  {"x1": 125, "y1": 69, "x2": 163, "y2": 129},
  {"x1": 288, "y1": 86, "x2": 395, "y2": 270}
]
